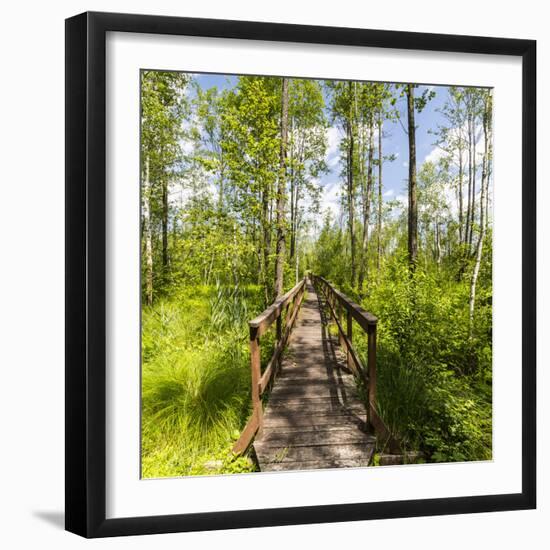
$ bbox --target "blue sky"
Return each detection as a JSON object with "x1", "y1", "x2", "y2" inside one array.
[{"x1": 192, "y1": 73, "x2": 450, "y2": 219}]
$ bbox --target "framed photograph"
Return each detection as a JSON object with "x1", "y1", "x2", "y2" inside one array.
[{"x1": 65, "y1": 11, "x2": 536, "y2": 538}]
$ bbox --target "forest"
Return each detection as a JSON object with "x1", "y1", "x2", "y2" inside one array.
[{"x1": 140, "y1": 70, "x2": 493, "y2": 478}]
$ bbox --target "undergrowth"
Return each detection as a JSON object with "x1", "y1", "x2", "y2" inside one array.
[
  {"x1": 141, "y1": 283, "x2": 264, "y2": 478},
  {"x1": 334, "y1": 256, "x2": 492, "y2": 463}
]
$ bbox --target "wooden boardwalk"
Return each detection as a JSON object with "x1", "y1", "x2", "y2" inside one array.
[{"x1": 253, "y1": 280, "x2": 376, "y2": 472}]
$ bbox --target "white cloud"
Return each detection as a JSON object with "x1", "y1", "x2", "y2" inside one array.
[
  {"x1": 180, "y1": 138, "x2": 194, "y2": 155},
  {"x1": 327, "y1": 126, "x2": 340, "y2": 151},
  {"x1": 383, "y1": 189, "x2": 395, "y2": 198},
  {"x1": 424, "y1": 145, "x2": 446, "y2": 165},
  {"x1": 319, "y1": 180, "x2": 341, "y2": 218},
  {"x1": 402, "y1": 161, "x2": 409, "y2": 168},
  {"x1": 326, "y1": 126, "x2": 341, "y2": 168}
]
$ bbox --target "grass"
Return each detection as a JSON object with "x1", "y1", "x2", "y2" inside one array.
[{"x1": 141, "y1": 284, "x2": 264, "y2": 478}]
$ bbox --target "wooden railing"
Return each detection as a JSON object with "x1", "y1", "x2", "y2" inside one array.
[
  {"x1": 311, "y1": 274, "x2": 399, "y2": 451},
  {"x1": 232, "y1": 277, "x2": 306, "y2": 454}
]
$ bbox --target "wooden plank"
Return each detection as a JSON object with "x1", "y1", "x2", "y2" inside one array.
[
  {"x1": 269, "y1": 392, "x2": 361, "y2": 404},
  {"x1": 270, "y1": 381, "x2": 359, "y2": 396},
  {"x1": 284, "y1": 347, "x2": 327, "y2": 357},
  {"x1": 264, "y1": 409, "x2": 366, "y2": 422},
  {"x1": 263, "y1": 414, "x2": 366, "y2": 429},
  {"x1": 267, "y1": 395, "x2": 365, "y2": 406},
  {"x1": 255, "y1": 424, "x2": 364, "y2": 435},
  {"x1": 261, "y1": 456, "x2": 374, "y2": 472},
  {"x1": 256, "y1": 429, "x2": 375, "y2": 448},
  {"x1": 274, "y1": 378, "x2": 358, "y2": 389},
  {"x1": 266, "y1": 401, "x2": 366, "y2": 414},
  {"x1": 277, "y1": 370, "x2": 338, "y2": 381},
  {"x1": 259, "y1": 443, "x2": 376, "y2": 464},
  {"x1": 267, "y1": 401, "x2": 366, "y2": 412}
]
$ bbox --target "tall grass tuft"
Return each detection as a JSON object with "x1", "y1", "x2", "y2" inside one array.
[{"x1": 141, "y1": 285, "x2": 262, "y2": 478}]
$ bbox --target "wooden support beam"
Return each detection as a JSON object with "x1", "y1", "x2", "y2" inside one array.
[
  {"x1": 346, "y1": 310, "x2": 353, "y2": 372},
  {"x1": 367, "y1": 324, "x2": 377, "y2": 424},
  {"x1": 338, "y1": 302, "x2": 345, "y2": 348},
  {"x1": 250, "y1": 327, "x2": 263, "y2": 436},
  {"x1": 232, "y1": 411, "x2": 259, "y2": 455}
]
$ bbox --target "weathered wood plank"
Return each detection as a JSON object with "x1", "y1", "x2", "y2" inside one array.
[
  {"x1": 256, "y1": 429, "x2": 375, "y2": 448},
  {"x1": 266, "y1": 401, "x2": 366, "y2": 414},
  {"x1": 261, "y1": 457, "x2": 374, "y2": 472},
  {"x1": 274, "y1": 378, "x2": 358, "y2": 389},
  {"x1": 270, "y1": 386, "x2": 360, "y2": 400},
  {"x1": 256, "y1": 424, "x2": 363, "y2": 434},
  {"x1": 259, "y1": 442, "x2": 375, "y2": 464},
  {"x1": 267, "y1": 395, "x2": 362, "y2": 405},
  {"x1": 263, "y1": 413, "x2": 367, "y2": 429}
]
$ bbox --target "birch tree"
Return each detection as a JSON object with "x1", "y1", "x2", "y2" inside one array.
[{"x1": 469, "y1": 91, "x2": 492, "y2": 331}]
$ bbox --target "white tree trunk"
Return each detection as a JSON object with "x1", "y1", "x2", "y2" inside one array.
[
  {"x1": 469, "y1": 95, "x2": 491, "y2": 333},
  {"x1": 143, "y1": 157, "x2": 154, "y2": 306}
]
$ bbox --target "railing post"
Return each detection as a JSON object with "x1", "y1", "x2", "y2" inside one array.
[
  {"x1": 346, "y1": 310, "x2": 353, "y2": 371},
  {"x1": 250, "y1": 326, "x2": 263, "y2": 435},
  {"x1": 367, "y1": 322, "x2": 377, "y2": 429},
  {"x1": 337, "y1": 300, "x2": 344, "y2": 348}
]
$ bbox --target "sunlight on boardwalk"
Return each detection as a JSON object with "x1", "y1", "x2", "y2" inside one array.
[{"x1": 254, "y1": 280, "x2": 375, "y2": 472}]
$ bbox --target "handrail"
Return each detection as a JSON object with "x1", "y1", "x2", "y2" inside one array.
[
  {"x1": 232, "y1": 277, "x2": 306, "y2": 454},
  {"x1": 314, "y1": 275, "x2": 378, "y2": 328},
  {"x1": 310, "y1": 274, "x2": 399, "y2": 450},
  {"x1": 249, "y1": 279, "x2": 305, "y2": 336}
]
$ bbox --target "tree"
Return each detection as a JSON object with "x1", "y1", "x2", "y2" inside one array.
[
  {"x1": 274, "y1": 78, "x2": 289, "y2": 297},
  {"x1": 220, "y1": 77, "x2": 281, "y2": 303},
  {"x1": 376, "y1": 107, "x2": 383, "y2": 272},
  {"x1": 433, "y1": 87, "x2": 467, "y2": 246},
  {"x1": 418, "y1": 161, "x2": 449, "y2": 267},
  {"x1": 406, "y1": 84, "x2": 418, "y2": 270},
  {"x1": 356, "y1": 83, "x2": 375, "y2": 293},
  {"x1": 469, "y1": 90, "x2": 492, "y2": 331},
  {"x1": 326, "y1": 81, "x2": 359, "y2": 287},
  {"x1": 140, "y1": 70, "x2": 189, "y2": 303},
  {"x1": 287, "y1": 79, "x2": 327, "y2": 281},
  {"x1": 399, "y1": 84, "x2": 434, "y2": 272},
  {"x1": 142, "y1": 157, "x2": 154, "y2": 305}
]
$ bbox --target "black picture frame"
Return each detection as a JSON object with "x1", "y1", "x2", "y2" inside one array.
[{"x1": 65, "y1": 11, "x2": 536, "y2": 538}]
